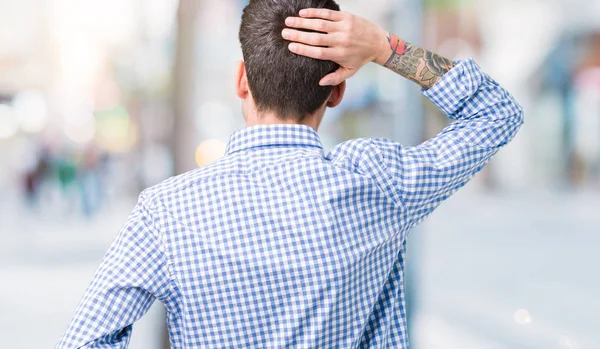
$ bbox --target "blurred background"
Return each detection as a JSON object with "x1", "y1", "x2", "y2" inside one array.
[{"x1": 0, "y1": 0, "x2": 599, "y2": 348}]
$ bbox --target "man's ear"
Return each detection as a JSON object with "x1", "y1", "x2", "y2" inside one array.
[
  {"x1": 326, "y1": 80, "x2": 346, "y2": 108},
  {"x1": 235, "y1": 60, "x2": 249, "y2": 99}
]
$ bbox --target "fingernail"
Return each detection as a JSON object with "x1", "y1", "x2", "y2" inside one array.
[
  {"x1": 299, "y1": 9, "x2": 307, "y2": 16},
  {"x1": 285, "y1": 17, "x2": 294, "y2": 26},
  {"x1": 282, "y1": 29, "x2": 290, "y2": 39},
  {"x1": 288, "y1": 43, "x2": 298, "y2": 52},
  {"x1": 320, "y1": 80, "x2": 330, "y2": 86}
]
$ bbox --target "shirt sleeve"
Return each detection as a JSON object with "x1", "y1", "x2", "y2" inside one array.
[
  {"x1": 372, "y1": 58, "x2": 524, "y2": 228},
  {"x1": 55, "y1": 194, "x2": 172, "y2": 349}
]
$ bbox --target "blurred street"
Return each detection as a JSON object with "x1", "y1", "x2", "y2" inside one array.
[
  {"x1": 413, "y1": 188, "x2": 600, "y2": 349},
  {"x1": 1, "y1": 0, "x2": 600, "y2": 347},
  {"x1": 1, "y1": 189, "x2": 598, "y2": 348},
  {"x1": 0, "y1": 196, "x2": 165, "y2": 349}
]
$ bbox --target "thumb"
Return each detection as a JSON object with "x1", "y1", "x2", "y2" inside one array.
[{"x1": 319, "y1": 67, "x2": 353, "y2": 86}]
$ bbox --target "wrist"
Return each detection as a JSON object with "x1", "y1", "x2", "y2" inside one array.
[{"x1": 373, "y1": 27, "x2": 391, "y2": 66}]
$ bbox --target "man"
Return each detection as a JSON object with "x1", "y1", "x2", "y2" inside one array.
[{"x1": 57, "y1": 0, "x2": 523, "y2": 347}]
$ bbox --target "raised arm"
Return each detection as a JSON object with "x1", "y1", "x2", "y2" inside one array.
[
  {"x1": 378, "y1": 33, "x2": 455, "y2": 89},
  {"x1": 282, "y1": 8, "x2": 454, "y2": 89},
  {"x1": 283, "y1": 9, "x2": 524, "y2": 227}
]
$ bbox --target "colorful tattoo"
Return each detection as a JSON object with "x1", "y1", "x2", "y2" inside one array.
[
  {"x1": 384, "y1": 32, "x2": 455, "y2": 89},
  {"x1": 420, "y1": 52, "x2": 455, "y2": 87},
  {"x1": 387, "y1": 34, "x2": 409, "y2": 57}
]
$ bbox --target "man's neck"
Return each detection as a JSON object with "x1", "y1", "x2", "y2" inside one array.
[{"x1": 245, "y1": 111, "x2": 322, "y2": 131}]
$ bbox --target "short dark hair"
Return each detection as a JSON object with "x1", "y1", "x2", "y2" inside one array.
[{"x1": 239, "y1": 0, "x2": 340, "y2": 121}]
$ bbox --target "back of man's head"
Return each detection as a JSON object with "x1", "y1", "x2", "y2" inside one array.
[{"x1": 239, "y1": 0, "x2": 341, "y2": 122}]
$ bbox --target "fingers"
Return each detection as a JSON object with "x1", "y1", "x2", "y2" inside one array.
[
  {"x1": 285, "y1": 17, "x2": 338, "y2": 33},
  {"x1": 288, "y1": 43, "x2": 334, "y2": 61},
  {"x1": 298, "y1": 8, "x2": 345, "y2": 21},
  {"x1": 319, "y1": 68, "x2": 351, "y2": 86},
  {"x1": 282, "y1": 29, "x2": 336, "y2": 47}
]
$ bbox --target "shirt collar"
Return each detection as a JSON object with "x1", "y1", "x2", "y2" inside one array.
[{"x1": 225, "y1": 124, "x2": 323, "y2": 156}]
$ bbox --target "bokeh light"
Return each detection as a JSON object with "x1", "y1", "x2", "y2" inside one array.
[
  {"x1": 95, "y1": 106, "x2": 137, "y2": 153},
  {"x1": 195, "y1": 139, "x2": 226, "y2": 167},
  {"x1": 514, "y1": 309, "x2": 532, "y2": 325}
]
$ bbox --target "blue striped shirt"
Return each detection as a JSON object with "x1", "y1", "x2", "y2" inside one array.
[{"x1": 57, "y1": 59, "x2": 523, "y2": 348}]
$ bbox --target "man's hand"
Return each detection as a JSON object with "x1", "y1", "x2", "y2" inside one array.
[
  {"x1": 283, "y1": 8, "x2": 455, "y2": 89},
  {"x1": 282, "y1": 9, "x2": 388, "y2": 86}
]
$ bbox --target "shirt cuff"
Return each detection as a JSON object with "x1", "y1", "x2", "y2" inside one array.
[{"x1": 422, "y1": 58, "x2": 486, "y2": 119}]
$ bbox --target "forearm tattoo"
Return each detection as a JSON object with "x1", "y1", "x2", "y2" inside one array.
[{"x1": 384, "y1": 33, "x2": 455, "y2": 89}]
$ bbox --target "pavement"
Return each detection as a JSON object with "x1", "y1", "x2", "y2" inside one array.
[
  {"x1": 1, "y1": 189, "x2": 598, "y2": 348},
  {"x1": 411, "y1": 189, "x2": 600, "y2": 349},
  {"x1": 0, "y1": 195, "x2": 165, "y2": 349}
]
